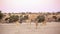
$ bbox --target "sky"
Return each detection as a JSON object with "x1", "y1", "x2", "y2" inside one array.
[{"x1": 0, "y1": 0, "x2": 60, "y2": 13}]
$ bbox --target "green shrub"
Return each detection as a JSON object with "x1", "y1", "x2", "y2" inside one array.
[
  {"x1": 19, "y1": 15, "x2": 29, "y2": 23},
  {"x1": 36, "y1": 15, "x2": 45, "y2": 23},
  {"x1": 23, "y1": 15, "x2": 28, "y2": 20},
  {"x1": 9, "y1": 15, "x2": 19, "y2": 23},
  {"x1": 0, "y1": 11, "x2": 4, "y2": 22},
  {"x1": 0, "y1": 11, "x2": 3, "y2": 19}
]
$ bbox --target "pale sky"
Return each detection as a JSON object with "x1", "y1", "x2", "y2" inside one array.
[{"x1": 0, "y1": 0, "x2": 60, "y2": 13}]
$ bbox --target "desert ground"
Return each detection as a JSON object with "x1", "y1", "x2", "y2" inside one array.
[{"x1": 0, "y1": 22, "x2": 60, "y2": 34}]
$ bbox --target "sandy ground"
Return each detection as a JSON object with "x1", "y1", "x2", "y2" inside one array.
[{"x1": 0, "y1": 22, "x2": 60, "y2": 34}]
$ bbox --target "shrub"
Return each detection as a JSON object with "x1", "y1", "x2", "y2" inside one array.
[
  {"x1": 19, "y1": 15, "x2": 29, "y2": 23},
  {"x1": 52, "y1": 16, "x2": 57, "y2": 19},
  {"x1": 19, "y1": 15, "x2": 23, "y2": 23},
  {"x1": 23, "y1": 15, "x2": 28, "y2": 20},
  {"x1": 0, "y1": 11, "x2": 4, "y2": 22},
  {"x1": 0, "y1": 11, "x2": 3, "y2": 19},
  {"x1": 57, "y1": 18, "x2": 60, "y2": 22},
  {"x1": 52, "y1": 16, "x2": 57, "y2": 22},
  {"x1": 36, "y1": 15, "x2": 45, "y2": 23},
  {"x1": 9, "y1": 15, "x2": 19, "y2": 23}
]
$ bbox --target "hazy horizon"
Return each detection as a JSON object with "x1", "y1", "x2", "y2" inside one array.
[{"x1": 0, "y1": 0, "x2": 60, "y2": 13}]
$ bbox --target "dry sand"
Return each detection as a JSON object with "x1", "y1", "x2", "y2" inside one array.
[{"x1": 0, "y1": 22, "x2": 60, "y2": 34}]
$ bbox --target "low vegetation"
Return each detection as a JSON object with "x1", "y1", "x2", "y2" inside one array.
[
  {"x1": 9, "y1": 15, "x2": 19, "y2": 23},
  {"x1": 36, "y1": 15, "x2": 45, "y2": 23},
  {"x1": 19, "y1": 15, "x2": 29, "y2": 23},
  {"x1": 0, "y1": 11, "x2": 4, "y2": 22},
  {"x1": 57, "y1": 18, "x2": 60, "y2": 22},
  {"x1": 0, "y1": 11, "x2": 60, "y2": 23}
]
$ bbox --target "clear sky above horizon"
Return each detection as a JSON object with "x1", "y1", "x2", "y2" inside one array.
[{"x1": 0, "y1": 0, "x2": 60, "y2": 13}]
